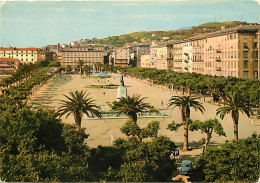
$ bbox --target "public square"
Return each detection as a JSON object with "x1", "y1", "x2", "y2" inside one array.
[{"x1": 29, "y1": 73, "x2": 260, "y2": 148}]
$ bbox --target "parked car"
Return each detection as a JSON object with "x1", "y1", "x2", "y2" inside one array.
[{"x1": 180, "y1": 160, "x2": 192, "y2": 175}]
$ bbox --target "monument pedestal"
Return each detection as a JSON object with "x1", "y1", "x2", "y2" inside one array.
[{"x1": 117, "y1": 86, "x2": 127, "y2": 101}]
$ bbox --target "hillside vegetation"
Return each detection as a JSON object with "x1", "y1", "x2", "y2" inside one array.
[{"x1": 84, "y1": 21, "x2": 249, "y2": 47}]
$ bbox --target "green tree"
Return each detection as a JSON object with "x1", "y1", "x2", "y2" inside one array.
[
  {"x1": 196, "y1": 133, "x2": 259, "y2": 182},
  {"x1": 0, "y1": 106, "x2": 90, "y2": 182},
  {"x1": 120, "y1": 120, "x2": 160, "y2": 141},
  {"x1": 189, "y1": 118, "x2": 226, "y2": 150},
  {"x1": 168, "y1": 96, "x2": 205, "y2": 151},
  {"x1": 116, "y1": 136, "x2": 177, "y2": 182},
  {"x1": 110, "y1": 94, "x2": 152, "y2": 122},
  {"x1": 216, "y1": 92, "x2": 253, "y2": 141},
  {"x1": 58, "y1": 90, "x2": 101, "y2": 131}
]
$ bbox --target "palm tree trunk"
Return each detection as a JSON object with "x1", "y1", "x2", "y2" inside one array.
[
  {"x1": 233, "y1": 118, "x2": 239, "y2": 141},
  {"x1": 181, "y1": 109, "x2": 189, "y2": 151},
  {"x1": 183, "y1": 123, "x2": 189, "y2": 151},
  {"x1": 74, "y1": 111, "x2": 83, "y2": 131},
  {"x1": 129, "y1": 113, "x2": 137, "y2": 122}
]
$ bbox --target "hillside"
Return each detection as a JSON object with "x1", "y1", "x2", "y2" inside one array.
[{"x1": 83, "y1": 21, "x2": 250, "y2": 47}]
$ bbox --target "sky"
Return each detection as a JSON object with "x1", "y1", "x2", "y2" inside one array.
[{"x1": 0, "y1": 0, "x2": 260, "y2": 47}]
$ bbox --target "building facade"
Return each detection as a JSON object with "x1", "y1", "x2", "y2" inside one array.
[
  {"x1": 0, "y1": 58, "x2": 20, "y2": 75},
  {"x1": 110, "y1": 47, "x2": 128, "y2": 66},
  {"x1": 61, "y1": 45, "x2": 105, "y2": 69},
  {"x1": 0, "y1": 47, "x2": 38, "y2": 63},
  {"x1": 156, "y1": 44, "x2": 174, "y2": 71},
  {"x1": 182, "y1": 42, "x2": 193, "y2": 73},
  {"x1": 136, "y1": 44, "x2": 150, "y2": 66},
  {"x1": 191, "y1": 37, "x2": 204, "y2": 74},
  {"x1": 173, "y1": 42, "x2": 183, "y2": 72},
  {"x1": 203, "y1": 25, "x2": 260, "y2": 79},
  {"x1": 171, "y1": 25, "x2": 260, "y2": 79},
  {"x1": 140, "y1": 54, "x2": 150, "y2": 68},
  {"x1": 150, "y1": 42, "x2": 157, "y2": 68}
]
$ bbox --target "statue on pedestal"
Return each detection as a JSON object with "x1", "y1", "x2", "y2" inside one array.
[{"x1": 117, "y1": 75, "x2": 127, "y2": 101}]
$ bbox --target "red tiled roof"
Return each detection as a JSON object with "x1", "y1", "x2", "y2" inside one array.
[
  {"x1": 0, "y1": 57, "x2": 20, "y2": 61},
  {"x1": 0, "y1": 47, "x2": 38, "y2": 51}
]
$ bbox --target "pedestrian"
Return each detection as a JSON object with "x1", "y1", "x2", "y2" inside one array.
[
  {"x1": 251, "y1": 117, "x2": 254, "y2": 125},
  {"x1": 161, "y1": 100, "x2": 163, "y2": 106},
  {"x1": 103, "y1": 92, "x2": 105, "y2": 96}
]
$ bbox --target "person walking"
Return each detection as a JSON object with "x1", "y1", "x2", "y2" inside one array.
[{"x1": 161, "y1": 100, "x2": 164, "y2": 106}]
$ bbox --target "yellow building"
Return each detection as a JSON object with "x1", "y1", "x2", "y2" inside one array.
[
  {"x1": 61, "y1": 45, "x2": 105, "y2": 69},
  {"x1": 140, "y1": 54, "x2": 150, "y2": 68},
  {"x1": 0, "y1": 47, "x2": 38, "y2": 63},
  {"x1": 156, "y1": 44, "x2": 173, "y2": 71},
  {"x1": 173, "y1": 42, "x2": 183, "y2": 72}
]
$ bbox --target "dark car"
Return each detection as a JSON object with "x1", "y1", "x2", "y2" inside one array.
[{"x1": 180, "y1": 160, "x2": 192, "y2": 175}]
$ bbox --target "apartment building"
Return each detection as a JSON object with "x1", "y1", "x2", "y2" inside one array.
[
  {"x1": 61, "y1": 45, "x2": 105, "y2": 69},
  {"x1": 0, "y1": 58, "x2": 19, "y2": 75},
  {"x1": 37, "y1": 48, "x2": 54, "y2": 61},
  {"x1": 171, "y1": 25, "x2": 260, "y2": 79},
  {"x1": 140, "y1": 54, "x2": 150, "y2": 68},
  {"x1": 110, "y1": 47, "x2": 128, "y2": 66},
  {"x1": 182, "y1": 42, "x2": 193, "y2": 73},
  {"x1": 204, "y1": 25, "x2": 260, "y2": 79},
  {"x1": 156, "y1": 44, "x2": 174, "y2": 71},
  {"x1": 173, "y1": 42, "x2": 183, "y2": 72},
  {"x1": 191, "y1": 36, "x2": 204, "y2": 74},
  {"x1": 0, "y1": 47, "x2": 38, "y2": 63},
  {"x1": 150, "y1": 42, "x2": 157, "y2": 68}
]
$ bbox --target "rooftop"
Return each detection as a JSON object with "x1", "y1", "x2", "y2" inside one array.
[
  {"x1": 0, "y1": 47, "x2": 38, "y2": 51},
  {"x1": 0, "y1": 57, "x2": 20, "y2": 61}
]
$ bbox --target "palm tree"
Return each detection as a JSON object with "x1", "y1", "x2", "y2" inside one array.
[
  {"x1": 77, "y1": 60, "x2": 84, "y2": 76},
  {"x1": 110, "y1": 94, "x2": 152, "y2": 122},
  {"x1": 58, "y1": 90, "x2": 101, "y2": 131},
  {"x1": 216, "y1": 92, "x2": 253, "y2": 141},
  {"x1": 66, "y1": 65, "x2": 72, "y2": 74},
  {"x1": 83, "y1": 65, "x2": 92, "y2": 76},
  {"x1": 168, "y1": 96, "x2": 205, "y2": 151}
]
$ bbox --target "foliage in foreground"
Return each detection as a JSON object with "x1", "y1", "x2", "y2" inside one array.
[
  {"x1": 0, "y1": 106, "x2": 90, "y2": 182},
  {"x1": 88, "y1": 136, "x2": 177, "y2": 182},
  {"x1": 0, "y1": 101, "x2": 177, "y2": 182},
  {"x1": 195, "y1": 133, "x2": 260, "y2": 182}
]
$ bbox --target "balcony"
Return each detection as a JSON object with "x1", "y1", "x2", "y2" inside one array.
[
  {"x1": 216, "y1": 67, "x2": 221, "y2": 71},
  {"x1": 184, "y1": 60, "x2": 189, "y2": 63},
  {"x1": 215, "y1": 57, "x2": 221, "y2": 62},
  {"x1": 184, "y1": 52, "x2": 189, "y2": 56},
  {"x1": 216, "y1": 49, "x2": 221, "y2": 53},
  {"x1": 184, "y1": 66, "x2": 189, "y2": 70}
]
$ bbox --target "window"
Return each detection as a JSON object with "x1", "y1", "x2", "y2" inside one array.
[
  {"x1": 254, "y1": 42, "x2": 258, "y2": 49},
  {"x1": 243, "y1": 71, "x2": 248, "y2": 79},
  {"x1": 243, "y1": 60, "x2": 248, "y2": 68},
  {"x1": 243, "y1": 51, "x2": 248, "y2": 59},
  {"x1": 254, "y1": 51, "x2": 258, "y2": 59},
  {"x1": 255, "y1": 60, "x2": 258, "y2": 69},
  {"x1": 255, "y1": 71, "x2": 258, "y2": 79},
  {"x1": 243, "y1": 43, "x2": 248, "y2": 49},
  {"x1": 244, "y1": 34, "x2": 247, "y2": 39}
]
